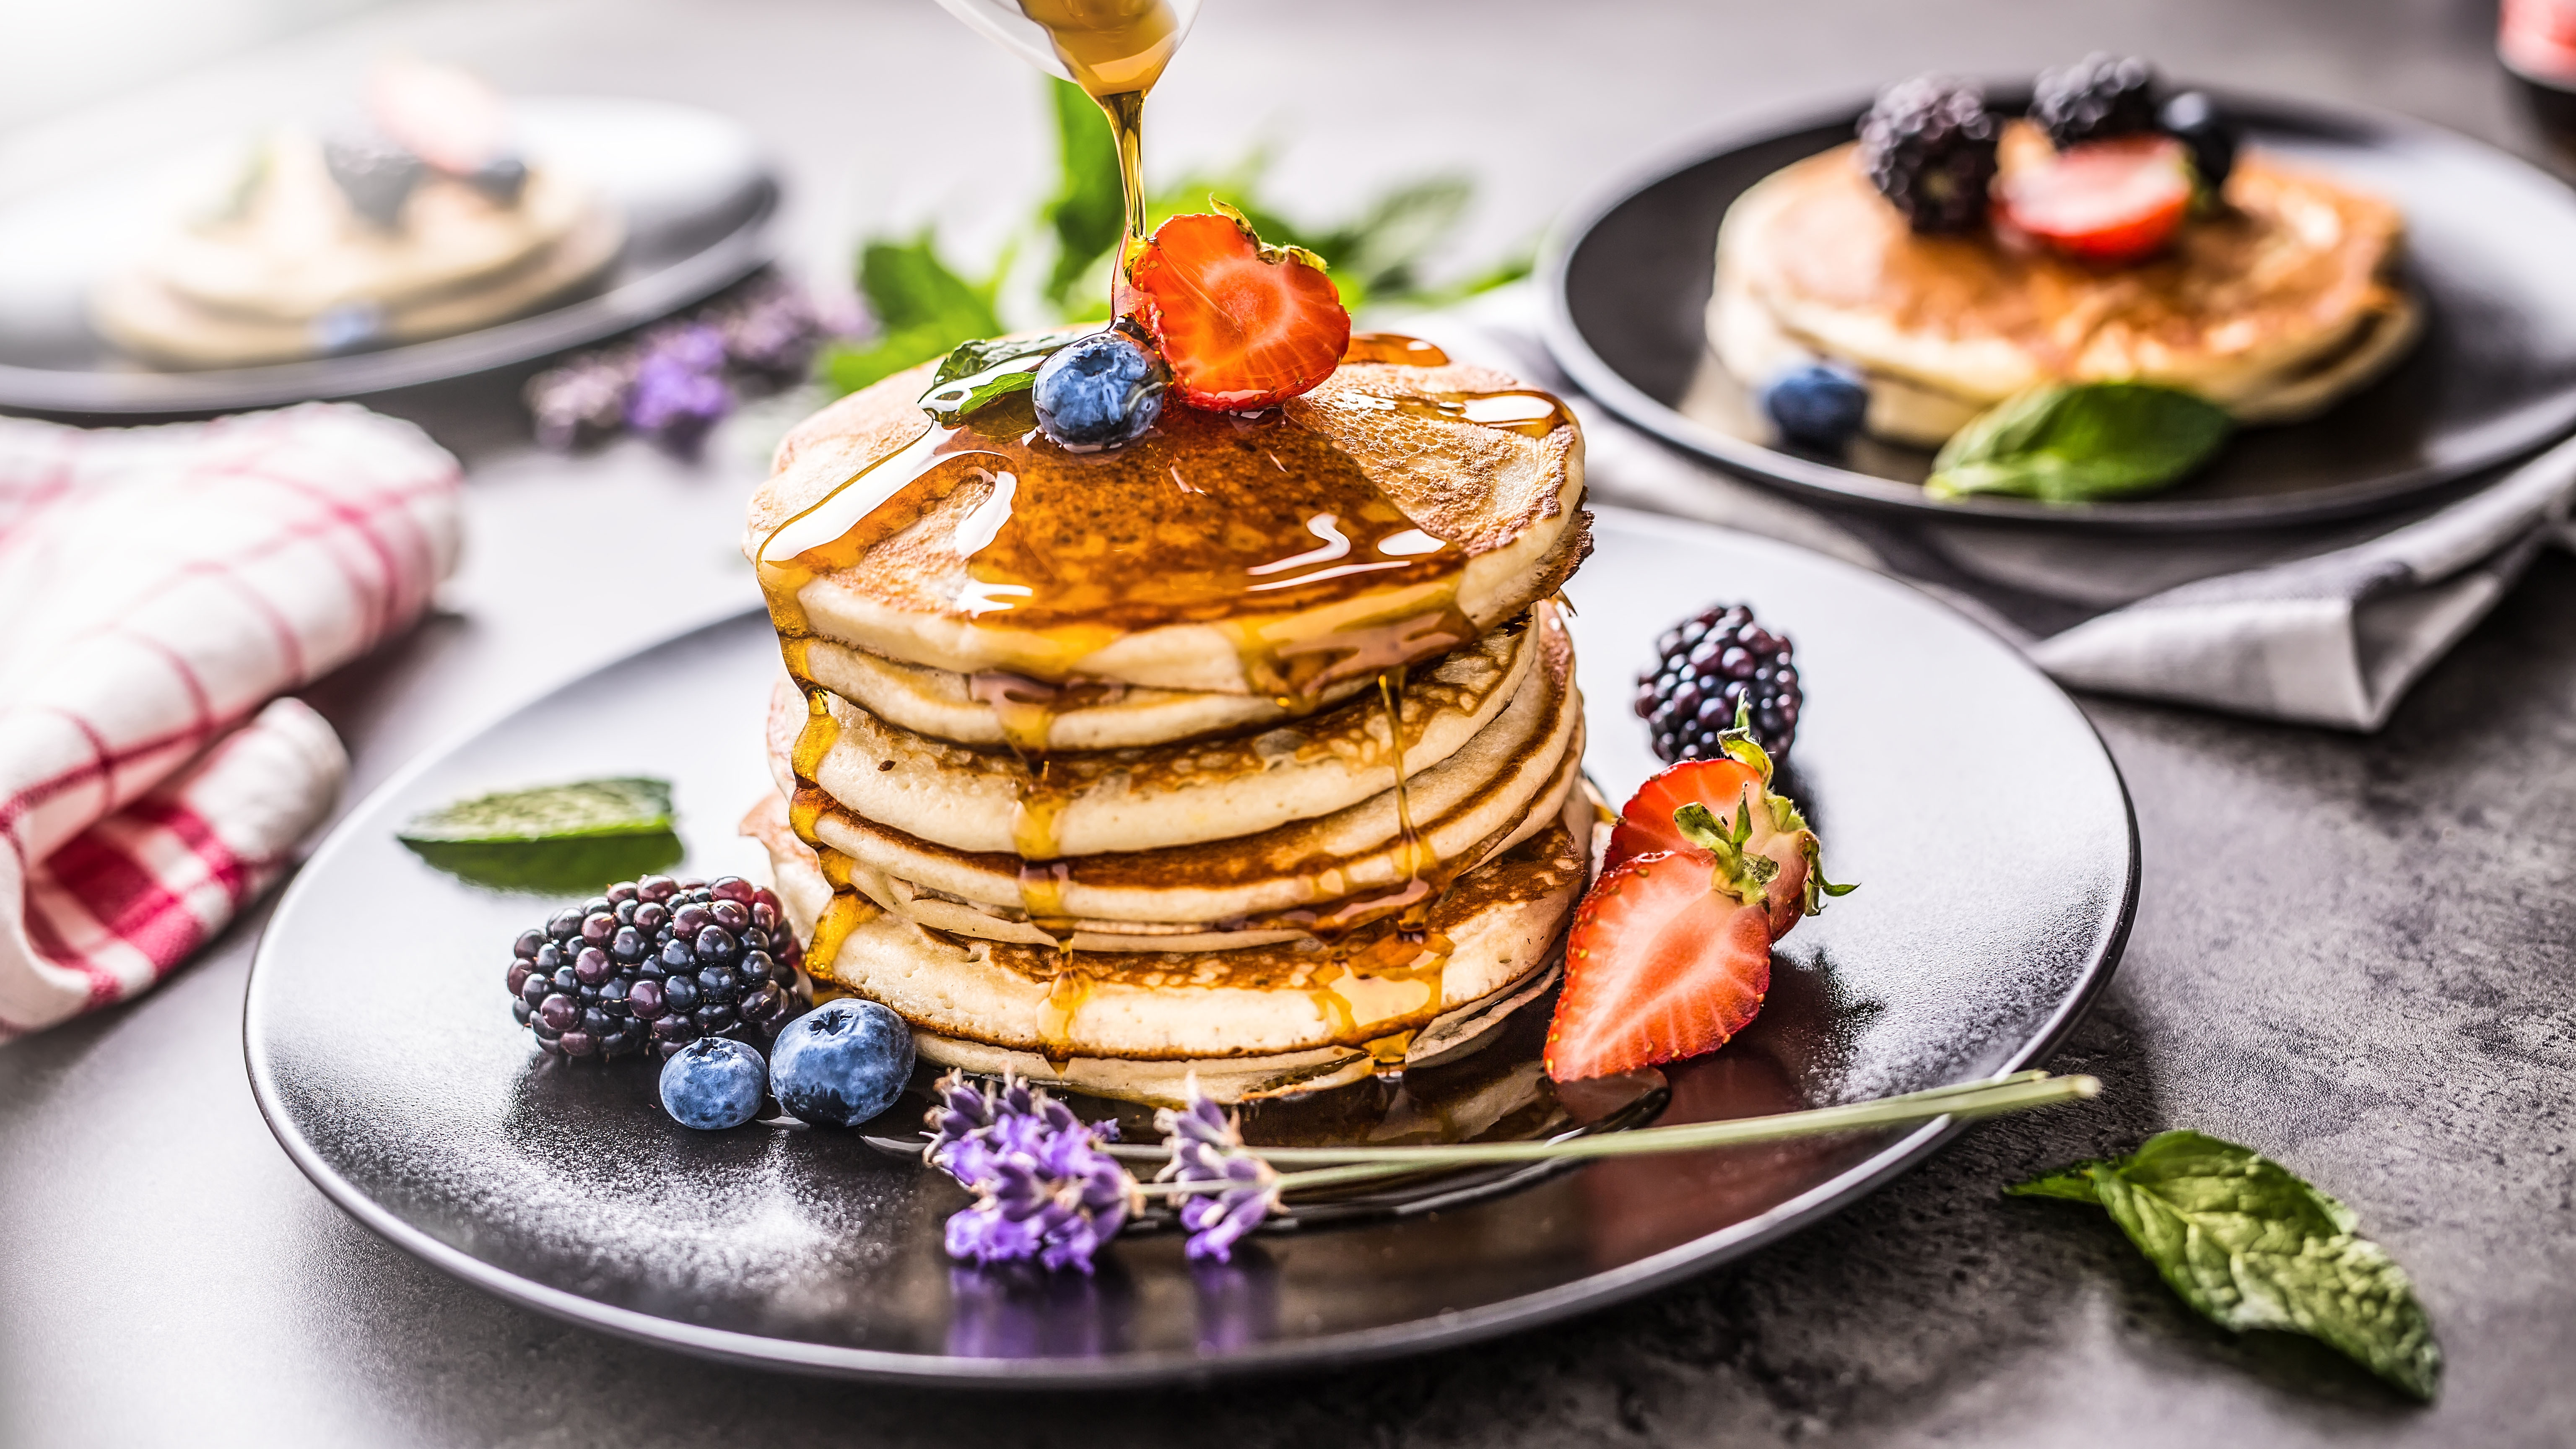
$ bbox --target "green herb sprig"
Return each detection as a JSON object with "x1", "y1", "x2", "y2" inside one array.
[
  {"x1": 818, "y1": 79, "x2": 1530, "y2": 397},
  {"x1": 2012, "y1": 1130, "x2": 2442, "y2": 1400}
]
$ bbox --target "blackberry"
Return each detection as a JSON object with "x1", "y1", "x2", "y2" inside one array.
[
  {"x1": 506, "y1": 873, "x2": 813, "y2": 1062},
  {"x1": 2031, "y1": 54, "x2": 2159, "y2": 149},
  {"x1": 1633, "y1": 604, "x2": 1802, "y2": 764},
  {"x1": 1858, "y1": 76, "x2": 2000, "y2": 234}
]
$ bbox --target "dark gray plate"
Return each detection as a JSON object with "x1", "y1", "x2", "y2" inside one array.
[
  {"x1": 243, "y1": 509, "x2": 2137, "y2": 1385},
  {"x1": 0, "y1": 97, "x2": 776, "y2": 416},
  {"x1": 1544, "y1": 92, "x2": 2576, "y2": 530}
]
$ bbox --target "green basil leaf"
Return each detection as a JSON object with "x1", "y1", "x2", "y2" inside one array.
[
  {"x1": 1927, "y1": 382, "x2": 2232, "y2": 504},
  {"x1": 397, "y1": 777, "x2": 683, "y2": 895},
  {"x1": 918, "y1": 328, "x2": 1088, "y2": 423},
  {"x1": 2012, "y1": 1130, "x2": 2442, "y2": 1400}
]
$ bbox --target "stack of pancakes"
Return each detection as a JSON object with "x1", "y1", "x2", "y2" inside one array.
[
  {"x1": 1710, "y1": 125, "x2": 2415, "y2": 446},
  {"x1": 740, "y1": 346, "x2": 1593, "y2": 1104}
]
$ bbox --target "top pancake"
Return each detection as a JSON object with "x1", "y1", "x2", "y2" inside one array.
[
  {"x1": 745, "y1": 355, "x2": 1587, "y2": 696},
  {"x1": 1711, "y1": 129, "x2": 2410, "y2": 443}
]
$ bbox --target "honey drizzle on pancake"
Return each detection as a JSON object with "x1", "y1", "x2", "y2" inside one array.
[
  {"x1": 1035, "y1": 967, "x2": 1093, "y2": 1068},
  {"x1": 1344, "y1": 388, "x2": 1577, "y2": 439},
  {"x1": 1342, "y1": 332, "x2": 1451, "y2": 367},
  {"x1": 802, "y1": 846, "x2": 878, "y2": 987}
]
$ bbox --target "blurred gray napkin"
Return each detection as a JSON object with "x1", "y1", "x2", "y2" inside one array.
[{"x1": 1406, "y1": 286, "x2": 2576, "y2": 732}]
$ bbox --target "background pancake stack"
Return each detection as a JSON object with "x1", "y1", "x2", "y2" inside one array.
[{"x1": 739, "y1": 345, "x2": 1594, "y2": 1104}]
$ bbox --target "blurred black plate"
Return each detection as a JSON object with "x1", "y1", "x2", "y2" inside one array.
[
  {"x1": 0, "y1": 97, "x2": 776, "y2": 416},
  {"x1": 1544, "y1": 92, "x2": 2576, "y2": 530},
  {"x1": 244, "y1": 510, "x2": 2136, "y2": 1385}
]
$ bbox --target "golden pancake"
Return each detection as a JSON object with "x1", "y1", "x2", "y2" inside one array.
[
  {"x1": 745, "y1": 358, "x2": 1587, "y2": 698},
  {"x1": 796, "y1": 635, "x2": 1380, "y2": 751},
  {"x1": 776, "y1": 618, "x2": 1581, "y2": 929},
  {"x1": 1711, "y1": 128, "x2": 2411, "y2": 445},
  {"x1": 745, "y1": 778, "x2": 1597, "y2": 1104},
  {"x1": 784, "y1": 608, "x2": 1541, "y2": 858}
]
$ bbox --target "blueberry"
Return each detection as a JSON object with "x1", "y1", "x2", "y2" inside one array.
[
  {"x1": 658, "y1": 1038, "x2": 768, "y2": 1130},
  {"x1": 2159, "y1": 91, "x2": 2238, "y2": 191},
  {"x1": 1033, "y1": 331, "x2": 1168, "y2": 452},
  {"x1": 1758, "y1": 363, "x2": 1870, "y2": 452},
  {"x1": 769, "y1": 999, "x2": 916, "y2": 1128}
]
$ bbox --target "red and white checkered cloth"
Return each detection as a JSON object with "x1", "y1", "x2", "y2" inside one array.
[{"x1": 0, "y1": 403, "x2": 462, "y2": 1037}]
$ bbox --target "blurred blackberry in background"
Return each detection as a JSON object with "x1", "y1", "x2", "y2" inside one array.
[
  {"x1": 507, "y1": 873, "x2": 813, "y2": 1061},
  {"x1": 2032, "y1": 54, "x2": 2160, "y2": 148},
  {"x1": 321, "y1": 134, "x2": 424, "y2": 229},
  {"x1": 1634, "y1": 604, "x2": 1803, "y2": 764},
  {"x1": 1858, "y1": 76, "x2": 2000, "y2": 233}
]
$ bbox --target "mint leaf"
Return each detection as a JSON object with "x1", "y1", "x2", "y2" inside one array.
[
  {"x1": 2014, "y1": 1130, "x2": 2442, "y2": 1400},
  {"x1": 1927, "y1": 383, "x2": 2232, "y2": 504},
  {"x1": 819, "y1": 232, "x2": 1008, "y2": 395},
  {"x1": 917, "y1": 328, "x2": 1086, "y2": 423},
  {"x1": 397, "y1": 778, "x2": 682, "y2": 895}
]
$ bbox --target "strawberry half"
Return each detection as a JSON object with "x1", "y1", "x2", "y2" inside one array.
[
  {"x1": 1127, "y1": 207, "x2": 1350, "y2": 410},
  {"x1": 1546, "y1": 850, "x2": 1775, "y2": 1082},
  {"x1": 1997, "y1": 134, "x2": 2193, "y2": 266},
  {"x1": 1546, "y1": 706, "x2": 1853, "y2": 1082}
]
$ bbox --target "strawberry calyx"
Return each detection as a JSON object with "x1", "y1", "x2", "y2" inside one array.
[{"x1": 1671, "y1": 800, "x2": 1781, "y2": 908}]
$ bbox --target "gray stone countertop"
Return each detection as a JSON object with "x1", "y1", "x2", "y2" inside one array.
[{"x1": 3, "y1": 1, "x2": 2572, "y2": 1445}]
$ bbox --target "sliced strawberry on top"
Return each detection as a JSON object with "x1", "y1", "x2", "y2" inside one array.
[
  {"x1": 1127, "y1": 208, "x2": 1350, "y2": 410},
  {"x1": 1997, "y1": 134, "x2": 2193, "y2": 266},
  {"x1": 1546, "y1": 850, "x2": 1775, "y2": 1082}
]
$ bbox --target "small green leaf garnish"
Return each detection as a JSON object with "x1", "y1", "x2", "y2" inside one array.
[
  {"x1": 1927, "y1": 382, "x2": 2232, "y2": 504},
  {"x1": 918, "y1": 329, "x2": 1088, "y2": 423},
  {"x1": 818, "y1": 231, "x2": 1009, "y2": 396},
  {"x1": 2009, "y1": 1130, "x2": 2442, "y2": 1400},
  {"x1": 397, "y1": 777, "x2": 682, "y2": 895}
]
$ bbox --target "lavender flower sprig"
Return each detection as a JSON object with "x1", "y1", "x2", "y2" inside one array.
[
  {"x1": 925, "y1": 1072, "x2": 1140, "y2": 1275},
  {"x1": 909, "y1": 1069, "x2": 2102, "y2": 1271},
  {"x1": 1153, "y1": 1093, "x2": 1279, "y2": 1263}
]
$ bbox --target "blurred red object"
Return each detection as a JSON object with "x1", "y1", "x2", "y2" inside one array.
[{"x1": 2503, "y1": 0, "x2": 2576, "y2": 148}]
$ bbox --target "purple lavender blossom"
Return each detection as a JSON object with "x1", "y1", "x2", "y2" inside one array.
[
  {"x1": 1154, "y1": 1087, "x2": 1279, "y2": 1264},
  {"x1": 524, "y1": 357, "x2": 633, "y2": 452},
  {"x1": 712, "y1": 277, "x2": 826, "y2": 382},
  {"x1": 624, "y1": 324, "x2": 734, "y2": 457},
  {"x1": 928, "y1": 1072, "x2": 1137, "y2": 1275}
]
